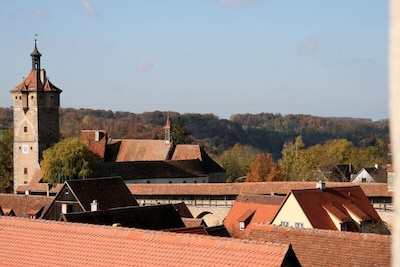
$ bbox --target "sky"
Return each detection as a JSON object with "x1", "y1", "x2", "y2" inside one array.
[{"x1": 0, "y1": 0, "x2": 388, "y2": 121}]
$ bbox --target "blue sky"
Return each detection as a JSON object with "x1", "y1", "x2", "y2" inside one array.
[{"x1": 0, "y1": 0, "x2": 388, "y2": 121}]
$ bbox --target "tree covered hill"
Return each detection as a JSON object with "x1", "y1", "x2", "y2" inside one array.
[{"x1": 0, "y1": 107, "x2": 389, "y2": 159}]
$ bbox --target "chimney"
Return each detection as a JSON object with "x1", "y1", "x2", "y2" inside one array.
[
  {"x1": 40, "y1": 69, "x2": 46, "y2": 83},
  {"x1": 316, "y1": 180, "x2": 326, "y2": 191},
  {"x1": 91, "y1": 200, "x2": 98, "y2": 211},
  {"x1": 95, "y1": 130, "x2": 100, "y2": 142}
]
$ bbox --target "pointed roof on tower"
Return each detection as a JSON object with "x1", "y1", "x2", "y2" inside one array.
[{"x1": 9, "y1": 40, "x2": 62, "y2": 93}]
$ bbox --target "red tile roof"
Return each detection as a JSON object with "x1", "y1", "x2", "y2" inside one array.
[
  {"x1": 224, "y1": 194, "x2": 285, "y2": 238},
  {"x1": 281, "y1": 186, "x2": 383, "y2": 230},
  {"x1": 0, "y1": 217, "x2": 300, "y2": 267},
  {"x1": 10, "y1": 69, "x2": 61, "y2": 93},
  {"x1": 244, "y1": 224, "x2": 391, "y2": 267},
  {"x1": 80, "y1": 130, "x2": 107, "y2": 159},
  {"x1": 112, "y1": 139, "x2": 173, "y2": 161}
]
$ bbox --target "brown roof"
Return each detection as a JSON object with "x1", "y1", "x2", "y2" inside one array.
[
  {"x1": 15, "y1": 169, "x2": 62, "y2": 194},
  {"x1": 0, "y1": 216, "x2": 300, "y2": 267},
  {"x1": 0, "y1": 194, "x2": 53, "y2": 218},
  {"x1": 80, "y1": 130, "x2": 107, "y2": 159},
  {"x1": 276, "y1": 186, "x2": 383, "y2": 230},
  {"x1": 111, "y1": 139, "x2": 173, "y2": 161},
  {"x1": 127, "y1": 181, "x2": 392, "y2": 198},
  {"x1": 172, "y1": 145, "x2": 225, "y2": 173},
  {"x1": 244, "y1": 224, "x2": 391, "y2": 267},
  {"x1": 224, "y1": 194, "x2": 285, "y2": 238}
]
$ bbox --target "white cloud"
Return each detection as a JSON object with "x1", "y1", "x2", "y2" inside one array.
[
  {"x1": 135, "y1": 61, "x2": 154, "y2": 72},
  {"x1": 297, "y1": 36, "x2": 321, "y2": 55},
  {"x1": 8, "y1": 8, "x2": 50, "y2": 19},
  {"x1": 81, "y1": 0, "x2": 101, "y2": 17}
]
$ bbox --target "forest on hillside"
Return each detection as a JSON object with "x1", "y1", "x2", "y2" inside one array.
[{"x1": 0, "y1": 107, "x2": 389, "y2": 159}]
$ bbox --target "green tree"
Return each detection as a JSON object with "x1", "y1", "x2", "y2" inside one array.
[
  {"x1": 0, "y1": 128, "x2": 13, "y2": 193},
  {"x1": 218, "y1": 143, "x2": 259, "y2": 182},
  {"x1": 172, "y1": 116, "x2": 190, "y2": 144},
  {"x1": 281, "y1": 136, "x2": 305, "y2": 181},
  {"x1": 41, "y1": 137, "x2": 96, "y2": 185}
]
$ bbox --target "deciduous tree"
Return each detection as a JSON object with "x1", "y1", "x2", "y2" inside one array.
[
  {"x1": 218, "y1": 143, "x2": 260, "y2": 182},
  {"x1": 246, "y1": 153, "x2": 284, "y2": 182},
  {"x1": 0, "y1": 128, "x2": 13, "y2": 193},
  {"x1": 41, "y1": 137, "x2": 96, "y2": 185}
]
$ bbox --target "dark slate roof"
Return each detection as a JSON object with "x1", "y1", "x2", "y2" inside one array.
[
  {"x1": 206, "y1": 225, "x2": 231, "y2": 237},
  {"x1": 65, "y1": 177, "x2": 138, "y2": 210},
  {"x1": 173, "y1": 202, "x2": 194, "y2": 218},
  {"x1": 94, "y1": 160, "x2": 208, "y2": 180},
  {"x1": 62, "y1": 204, "x2": 185, "y2": 230}
]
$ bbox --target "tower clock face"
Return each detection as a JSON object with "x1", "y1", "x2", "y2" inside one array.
[{"x1": 22, "y1": 145, "x2": 29, "y2": 154}]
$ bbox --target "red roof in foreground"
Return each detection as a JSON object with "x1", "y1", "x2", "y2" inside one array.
[
  {"x1": 244, "y1": 224, "x2": 391, "y2": 267},
  {"x1": 224, "y1": 194, "x2": 285, "y2": 238},
  {"x1": 0, "y1": 217, "x2": 300, "y2": 267}
]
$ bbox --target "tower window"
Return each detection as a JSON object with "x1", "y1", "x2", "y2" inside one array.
[
  {"x1": 15, "y1": 96, "x2": 18, "y2": 100},
  {"x1": 24, "y1": 168, "x2": 28, "y2": 175},
  {"x1": 31, "y1": 96, "x2": 34, "y2": 99},
  {"x1": 24, "y1": 126, "x2": 27, "y2": 133}
]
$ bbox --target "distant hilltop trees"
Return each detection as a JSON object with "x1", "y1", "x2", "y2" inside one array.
[{"x1": 0, "y1": 107, "x2": 389, "y2": 159}]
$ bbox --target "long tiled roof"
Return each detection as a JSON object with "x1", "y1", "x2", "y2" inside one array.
[
  {"x1": 0, "y1": 217, "x2": 300, "y2": 267},
  {"x1": 127, "y1": 181, "x2": 392, "y2": 197},
  {"x1": 94, "y1": 160, "x2": 208, "y2": 180},
  {"x1": 244, "y1": 224, "x2": 391, "y2": 267},
  {"x1": 111, "y1": 139, "x2": 173, "y2": 161}
]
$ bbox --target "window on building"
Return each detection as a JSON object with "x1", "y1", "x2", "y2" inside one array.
[
  {"x1": 280, "y1": 221, "x2": 289, "y2": 227},
  {"x1": 24, "y1": 126, "x2": 27, "y2": 133},
  {"x1": 362, "y1": 178, "x2": 367, "y2": 183},
  {"x1": 341, "y1": 223, "x2": 348, "y2": 231},
  {"x1": 295, "y1": 222, "x2": 304, "y2": 228},
  {"x1": 24, "y1": 168, "x2": 28, "y2": 175}
]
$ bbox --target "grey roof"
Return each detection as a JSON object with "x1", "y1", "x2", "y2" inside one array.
[
  {"x1": 65, "y1": 176, "x2": 138, "y2": 210},
  {"x1": 62, "y1": 204, "x2": 185, "y2": 230}
]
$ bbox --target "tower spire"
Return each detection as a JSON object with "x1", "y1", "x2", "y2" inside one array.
[{"x1": 31, "y1": 34, "x2": 41, "y2": 70}]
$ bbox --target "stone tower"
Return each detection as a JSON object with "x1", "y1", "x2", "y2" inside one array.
[{"x1": 10, "y1": 40, "x2": 62, "y2": 192}]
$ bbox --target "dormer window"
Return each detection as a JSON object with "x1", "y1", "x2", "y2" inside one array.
[{"x1": 239, "y1": 221, "x2": 246, "y2": 231}]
